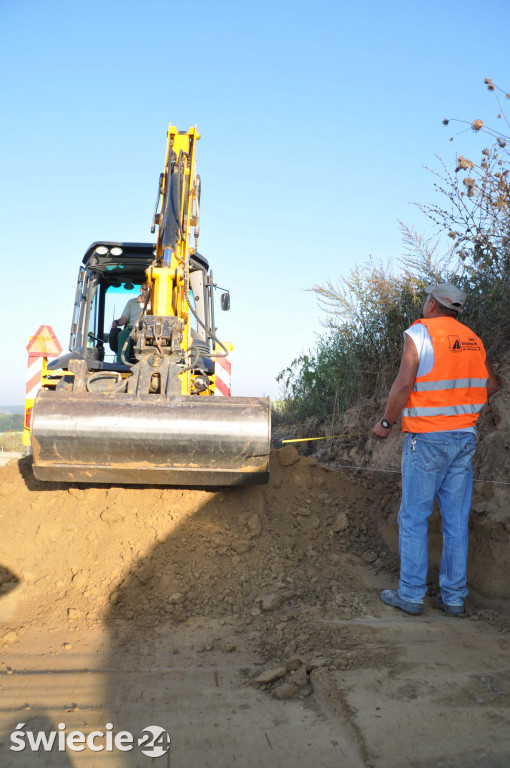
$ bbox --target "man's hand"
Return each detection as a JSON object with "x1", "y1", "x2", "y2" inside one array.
[
  {"x1": 372, "y1": 421, "x2": 392, "y2": 439},
  {"x1": 112, "y1": 317, "x2": 124, "y2": 329}
]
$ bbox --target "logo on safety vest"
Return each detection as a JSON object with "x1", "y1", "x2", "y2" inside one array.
[{"x1": 448, "y1": 335, "x2": 461, "y2": 352}]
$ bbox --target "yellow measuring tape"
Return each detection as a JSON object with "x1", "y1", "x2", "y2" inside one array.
[{"x1": 282, "y1": 432, "x2": 370, "y2": 444}]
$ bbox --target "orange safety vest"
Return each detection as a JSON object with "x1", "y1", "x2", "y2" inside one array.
[{"x1": 402, "y1": 317, "x2": 489, "y2": 433}]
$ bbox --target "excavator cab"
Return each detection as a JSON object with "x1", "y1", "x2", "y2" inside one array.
[
  {"x1": 65, "y1": 243, "x2": 215, "y2": 378},
  {"x1": 30, "y1": 125, "x2": 271, "y2": 486}
]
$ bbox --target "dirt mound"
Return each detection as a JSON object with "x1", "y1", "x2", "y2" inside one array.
[
  {"x1": 0, "y1": 451, "x2": 399, "y2": 649},
  {"x1": 0, "y1": 422, "x2": 508, "y2": 674}
]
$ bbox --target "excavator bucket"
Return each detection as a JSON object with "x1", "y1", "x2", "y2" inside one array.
[{"x1": 31, "y1": 391, "x2": 271, "y2": 486}]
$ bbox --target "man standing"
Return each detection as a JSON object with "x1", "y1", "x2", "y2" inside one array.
[{"x1": 373, "y1": 283, "x2": 499, "y2": 616}]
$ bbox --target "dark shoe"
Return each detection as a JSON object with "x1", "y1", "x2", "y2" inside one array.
[
  {"x1": 434, "y1": 595, "x2": 464, "y2": 617},
  {"x1": 380, "y1": 589, "x2": 423, "y2": 615}
]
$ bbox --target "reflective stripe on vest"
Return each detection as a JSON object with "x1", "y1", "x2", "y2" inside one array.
[
  {"x1": 412, "y1": 377, "x2": 488, "y2": 392},
  {"x1": 402, "y1": 317, "x2": 488, "y2": 433},
  {"x1": 403, "y1": 402, "x2": 485, "y2": 418}
]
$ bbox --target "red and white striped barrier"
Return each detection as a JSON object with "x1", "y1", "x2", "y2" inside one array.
[
  {"x1": 214, "y1": 344, "x2": 232, "y2": 397},
  {"x1": 26, "y1": 355, "x2": 44, "y2": 401}
]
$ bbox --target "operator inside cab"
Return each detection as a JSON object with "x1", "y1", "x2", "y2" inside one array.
[{"x1": 111, "y1": 283, "x2": 151, "y2": 364}]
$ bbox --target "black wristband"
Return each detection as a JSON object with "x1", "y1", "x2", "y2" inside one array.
[{"x1": 380, "y1": 418, "x2": 392, "y2": 429}]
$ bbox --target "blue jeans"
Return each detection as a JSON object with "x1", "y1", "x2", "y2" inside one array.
[{"x1": 398, "y1": 431, "x2": 476, "y2": 606}]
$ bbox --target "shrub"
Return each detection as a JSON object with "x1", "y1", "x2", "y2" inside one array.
[{"x1": 277, "y1": 254, "x2": 431, "y2": 420}]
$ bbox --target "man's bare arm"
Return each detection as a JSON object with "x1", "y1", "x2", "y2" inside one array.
[
  {"x1": 486, "y1": 359, "x2": 499, "y2": 398},
  {"x1": 372, "y1": 335, "x2": 419, "y2": 439}
]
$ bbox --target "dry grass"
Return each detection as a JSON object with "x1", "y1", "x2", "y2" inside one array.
[{"x1": 0, "y1": 431, "x2": 23, "y2": 452}]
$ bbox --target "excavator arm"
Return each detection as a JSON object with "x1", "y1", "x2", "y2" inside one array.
[{"x1": 149, "y1": 125, "x2": 200, "y2": 391}]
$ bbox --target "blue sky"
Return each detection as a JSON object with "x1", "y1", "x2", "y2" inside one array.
[{"x1": 1, "y1": 0, "x2": 508, "y2": 403}]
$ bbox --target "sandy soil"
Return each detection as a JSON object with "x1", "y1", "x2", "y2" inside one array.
[
  {"x1": 0, "y1": 443, "x2": 509, "y2": 766},
  {"x1": 0, "y1": 452, "x2": 22, "y2": 467}
]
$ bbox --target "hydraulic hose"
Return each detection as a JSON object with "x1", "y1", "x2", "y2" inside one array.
[
  {"x1": 184, "y1": 282, "x2": 229, "y2": 359},
  {"x1": 85, "y1": 371, "x2": 123, "y2": 392}
]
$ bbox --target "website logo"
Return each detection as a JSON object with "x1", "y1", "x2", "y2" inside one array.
[{"x1": 10, "y1": 722, "x2": 171, "y2": 757}]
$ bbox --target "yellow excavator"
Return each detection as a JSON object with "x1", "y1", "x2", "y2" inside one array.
[{"x1": 30, "y1": 125, "x2": 271, "y2": 485}]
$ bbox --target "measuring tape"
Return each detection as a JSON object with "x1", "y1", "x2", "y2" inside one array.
[{"x1": 282, "y1": 432, "x2": 370, "y2": 444}]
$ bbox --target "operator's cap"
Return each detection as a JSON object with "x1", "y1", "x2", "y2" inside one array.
[{"x1": 425, "y1": 282, "x2": 466, "y2": 313}]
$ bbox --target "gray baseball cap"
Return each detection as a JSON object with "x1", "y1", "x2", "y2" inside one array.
[{"x1": 425, "y1": 282, "x2": 466, "y2": 313}]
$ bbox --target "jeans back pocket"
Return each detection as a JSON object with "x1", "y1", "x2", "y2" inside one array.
[{"x1": 411, "y1": 435, "x2": 448, "y2": 472}]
